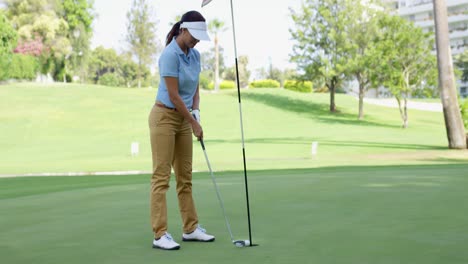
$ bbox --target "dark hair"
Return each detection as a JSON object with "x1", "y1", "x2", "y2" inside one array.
[{"x1": 165, "y1": 10, "x2": 206, "y2": 46}]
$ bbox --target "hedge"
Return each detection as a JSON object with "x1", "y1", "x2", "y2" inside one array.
[
  {"x1": 249, "y1": 79, "x2": 280, "y2": 88},
  {"x1": 207, "y1": 80, "x2": 236, "y2": 90},
  {"x1": 284, "y1": 80, "x2": 313, "y2": 93},
  {"x1": 0, "y1": 53, "x2": 38, "y2": 81}
]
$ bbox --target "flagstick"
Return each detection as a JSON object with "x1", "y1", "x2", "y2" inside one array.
[
  {"x1": 202, "y1": 0, "x2": 254, "y2": 247},
  {"x1": 229, "y1": 0, "x2": 253, "y2": 247}
]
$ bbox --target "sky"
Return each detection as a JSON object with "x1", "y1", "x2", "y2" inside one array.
[{"x1": 92, "y1": 0, "x2": 302, "y2": 73}]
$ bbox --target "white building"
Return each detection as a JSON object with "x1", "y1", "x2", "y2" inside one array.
[{"x1": 387, "y1": 0, "x2": 468, "y2": 98}]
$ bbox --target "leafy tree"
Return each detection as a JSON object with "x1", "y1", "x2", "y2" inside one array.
[
  {"x1": 126, "y1": 0, "x2": 160, "y2": 88},
  {"x1": 282, "y1": 68, "x2": 298, "y2": 82},
  {"x1": 5, "y1": 0, "x2": 70, "y2": 78},
  {"x1": 454, "y1": 50, "x2": 468, "y2": 82},
  {"x1": 208, "y1": 18, "x2": 227, "y2": 92},
  {"x1": 87, "y1": 46, "x2": 121, "y2": 83},
  {"x1": 256, "y1": 61, "x2": 284, "y2": 86},
  {"x1": 58, "y1": 0, "x2": 94, "y2": 82},
  {"x1": 87, "y1": 46, "x2": 151, "y2": 87},
  {"x1": 371, "y1": 14, "x2": 437, "y2": 128},
  {"x1": 0, "y1": 11, "x2": 18, "y2": 80},
  {"x1": 224, "y1": 55, "x2": 250, "y2": 88},
  {"x1": 290, "y1": 0, "x2": 354, "y2": 112},
  {"x1": 0, "y1": 11, "x2": 17, "y2": 55},
  {"x1": 201, "y1": 46, "x2": 225, "y2": 84},
  {"x1": 345, "y1": 0, "x2": 382, "y2": 120}
]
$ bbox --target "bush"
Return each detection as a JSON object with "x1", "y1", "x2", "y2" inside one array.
[
  {"x1": 220, "y1": 80, "x2": 236, "y2": 89},
  {"x1": 283, "y1": 80, "x2": 313, "y2": 93},
  {"x1": 98, "y1": 72, "x2": 124, "y2": 87},
  {"x1": 56, "y1": 69, "x2": 72, "y2": 83},
  {"x1": 199, "y1": 72, "x2": 211, "y2": 90},
  {"x1": 1, "y1": 53, "x2": 39, "y2": 80},
  {"x1": 315, "y1": 86, "x2": 329, "y2": 93},
  {"x1": 249, "y1": 79, "x2": 280, "y2": 88},
  {"x1": 206, "y1": 80, "x2": 236, "y2": 90}
]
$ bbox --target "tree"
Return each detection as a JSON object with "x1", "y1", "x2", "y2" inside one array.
[
  {"x1": 87, "y1": 46, "x2": 151, "y2": 87},
  {"x1": 265, "y1": 58, "x2": 284, "y2": 86},
  {"x1": 0, "y1": 11, "x2": 18, "y2": 80},
  {"x1": 126, "y1": 0, "x2": 160, "y2": 88},
  {"x1": 208, "y1": 18, "x2": 227, "y2": 92},
  {"x1": 290, "y1": 0, "x2": 354, "y2": 112},
  {"x1": 59, "y1": 0, "x2": 94, "y2": 82},
  {"x1": 345, "y1": 0, "x2": 382, "y2": 120},
  {"x1": 87, "y1": 46, "x2": 121, "y2": 83},
  {"x1": 5, "y1": 0, "x2": 70, "y2": 79},
  {"x1": 224, "y1": 55, "x2": 250, "y2": 88},
  {"x1": 201, "y1": 46, "x2": 225, "y2": 82},
  {"x1": 371, "y1": 14, "x2": 437, "y2": 128},
  {"x1": 433, "y1": 0, "x2": 467, "y2": 149},
  {"x1": 455, "y1": 50, "x2": 468, "y2": 84},
  {"x1": 0, "y1": 11, "x2": 17, "y2": 55}
]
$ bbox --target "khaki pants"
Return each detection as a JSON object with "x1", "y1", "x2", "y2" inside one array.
[{"x1": 148, "y1": 104, "x2": 198, "y2": 239}]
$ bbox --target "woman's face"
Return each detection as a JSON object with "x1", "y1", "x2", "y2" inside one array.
[{"x1": 181, "y1": 29, "x2": 200, "y2": 48}]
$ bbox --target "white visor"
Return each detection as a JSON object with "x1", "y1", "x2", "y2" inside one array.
[{"x1": 180, "y1": 21, "x2": 211, "y2": 41}]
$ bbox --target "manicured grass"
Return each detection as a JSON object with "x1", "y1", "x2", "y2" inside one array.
[
  {"x1": 1, "y1": 164, "x2": 468, "y2": 264},
  {"x1": 0, "y1": 83, "x2": 466, "y2": 175}
]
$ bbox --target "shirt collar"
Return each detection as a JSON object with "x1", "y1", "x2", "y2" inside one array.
[{"x1": 171, "y1": 37, "x2": 192, "y2": 57}]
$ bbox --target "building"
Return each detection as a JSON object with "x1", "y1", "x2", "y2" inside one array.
[{"x1": 387, "y1": 0, "x2": 468, "y2": 98}]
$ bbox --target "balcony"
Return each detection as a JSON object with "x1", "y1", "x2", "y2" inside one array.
[{"x1": 399, "y1": 0, "x2": 468, "y2": 16}]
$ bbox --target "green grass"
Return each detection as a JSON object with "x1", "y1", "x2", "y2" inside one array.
[
  {"x1": 1, "y1": 164, "x2": 468, "y2": 264},
  {"x1": 1, "y1": 83, "x2": 468, "y2": 263},
  {"x1": 0, "y1": 83, "x2": 467, "y2": 175}
]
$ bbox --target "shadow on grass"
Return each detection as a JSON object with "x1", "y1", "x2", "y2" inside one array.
[
  {"x1": 205, "y1": 137, "x2": 445, "y2": 150},
  {"x1": 237, "y1": 92, "x2": 399, "y2": 128}
]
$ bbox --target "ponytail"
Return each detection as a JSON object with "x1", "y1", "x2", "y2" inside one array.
[{"x1": 166, "y1": 21, "x2": 181, "y2": 46}]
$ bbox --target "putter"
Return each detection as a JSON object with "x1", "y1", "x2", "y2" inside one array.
[{"x1": 195, "y1": 131, "x2": 251, "y2": 247}]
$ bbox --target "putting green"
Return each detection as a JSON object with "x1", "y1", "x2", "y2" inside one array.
[{"x1": 1, "y1": 164, "x2": 468, "y2": 263}]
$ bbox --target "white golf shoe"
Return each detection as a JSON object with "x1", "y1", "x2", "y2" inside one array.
[
  {"x1": 152, "y1": 232, "x2": 180, "y2": 250},
  {"x1": 182, "y1": 225, "x2": 215, "y2": 242}
]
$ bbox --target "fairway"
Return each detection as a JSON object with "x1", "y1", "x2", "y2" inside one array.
[
  {"x1": 1, "y1": 83, "x2": 467, "y2": 175},
  {"x1": 1, "y1": 164, "x2": 468, "y2": 264}
]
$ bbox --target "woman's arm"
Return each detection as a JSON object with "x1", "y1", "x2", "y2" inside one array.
[
  {"x1": 165, "y1": 77, "x2": 203, "y2": 140},
  {"x1": 192, "y1": 85, "x2": 200, "y2": 111}
]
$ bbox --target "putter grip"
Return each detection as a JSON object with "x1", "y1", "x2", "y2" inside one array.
[
  {"x1": 200, "y1": 139, "x2": 206, "y2": 150},
  {"x1": 192, "y1": 114, "x2": 205, "y2": 150}
]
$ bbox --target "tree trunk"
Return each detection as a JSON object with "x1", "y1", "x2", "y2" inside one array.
[
  {"x1": 214, "y1": 34, "x2": 220, "y2": 92},
  {"x1": 396, "y1": 97, "x2": 408, "y2": 128},
  {"x1": 137, "y1": 61, "x2": 142, "y2": 89},
  {"x1": 357, "y1": 75, "x2": 365, "y2": 120},
  {"x1": 433, "y1": 0, "x2": 467, "y2": 148},
  {"x1": 403, "y1": 98, "x2": 408, "y2": 128},
  {"x1": 329, "y1": 78, "x2": 336, "y2": 112}
]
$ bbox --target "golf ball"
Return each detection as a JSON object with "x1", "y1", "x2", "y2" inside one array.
[{"x1": 234, "y1": 240, "x2": 251, "y2": 247}]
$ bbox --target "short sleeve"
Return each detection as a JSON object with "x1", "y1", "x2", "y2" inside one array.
[
  {"x1": 159, "y1": 50, "x2": 179, "y2": 77},
  {"x1": 193, "y1": 49, "x2": 201, "y2": 71}
]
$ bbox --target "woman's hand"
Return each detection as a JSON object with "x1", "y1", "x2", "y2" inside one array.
[{"x1": 191, "y1": 120, "x2": 203, "y2": 140}]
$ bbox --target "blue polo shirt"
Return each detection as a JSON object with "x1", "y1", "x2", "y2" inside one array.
[{"x1": 156, "y1": 37, "x2": 201, "y2": 109}]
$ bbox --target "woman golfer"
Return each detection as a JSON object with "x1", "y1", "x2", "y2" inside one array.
[{"x1": 148, "y1": 10, "x2": 214, "y2": 250}]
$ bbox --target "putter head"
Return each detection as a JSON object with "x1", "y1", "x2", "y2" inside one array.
[{"x1": 233, "y1": 240, "x2": 251, "y2": 247}]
